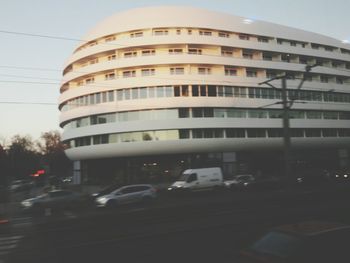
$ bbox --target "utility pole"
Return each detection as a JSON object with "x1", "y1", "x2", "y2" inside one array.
[
  {"x1": 259, "y1": 64, "x2": 319, "y2": 179},
  {"x1": 281, "y1": 77, "x2": 292, "y2": 179}
]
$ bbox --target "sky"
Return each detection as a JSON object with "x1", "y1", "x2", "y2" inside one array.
[{"x1": 0, "y1": 0, "x2": 349, "y2": 143}]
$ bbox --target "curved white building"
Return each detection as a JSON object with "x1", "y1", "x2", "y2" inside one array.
[{"x1": 59, "y1": 6, "x2": 350, "y2": 181}]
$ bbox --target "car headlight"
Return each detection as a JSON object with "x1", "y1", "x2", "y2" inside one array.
[
  {"x1": 21, "y1": 201, "x2": 33, "y2": 207},
  {"x1": 96, "y1": 197, "x2": 108, "y2": 204}
]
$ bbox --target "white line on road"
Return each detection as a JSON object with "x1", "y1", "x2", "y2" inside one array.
[
  {"x1": 0, "y1": 244, "x2": 18, "y2": 250},
  {"x1": 0, "y1": 236, "x2": 23, "y2": 242}
]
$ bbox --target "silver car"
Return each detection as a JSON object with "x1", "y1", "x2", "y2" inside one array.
[{"x1": 95, "y1": 184, "x2": 157, "y2": 208}]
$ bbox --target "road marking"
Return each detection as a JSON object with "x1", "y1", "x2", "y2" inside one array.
[
  {"x1": 0, "y1": 236, "x2": 22, "y2": 242},
  {"x1": 0, "y1": 235, "x2": 23, "y2": 257},
  {"x1": 0, "y1": 244, "x2": 17, "y2": 250}
]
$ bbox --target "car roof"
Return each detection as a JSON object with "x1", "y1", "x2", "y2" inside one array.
[
  {"x1": 273, "y1": 221, "x2": 350, "y2": 237},
  {"x1": 121, "y1": 184, "x2": 153, "y2": 188}
]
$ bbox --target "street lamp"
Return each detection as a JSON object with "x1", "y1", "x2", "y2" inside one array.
[{"x1": 259, "y1": 63, "x2": 319, "y2": 179}]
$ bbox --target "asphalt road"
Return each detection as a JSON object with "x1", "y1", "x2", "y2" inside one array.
[{"x1": 4, "y1": 184, "x2": 350, "y2": 263}]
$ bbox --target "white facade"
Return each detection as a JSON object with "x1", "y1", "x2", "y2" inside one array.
[{"x1": 59, "y1": 6, "x2": 350, "y2": 161}]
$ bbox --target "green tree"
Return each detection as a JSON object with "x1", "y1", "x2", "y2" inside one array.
[
  {"x1": 37, "y1": 130, "x2": 71, "y2": 177},
  {"x1": 7, "y1": 135, "x2": 40, "y2": 180}
]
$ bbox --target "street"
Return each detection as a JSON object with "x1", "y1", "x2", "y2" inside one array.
[{"x1": 1, "y1": 184, "x2": 350, "y2": 263}]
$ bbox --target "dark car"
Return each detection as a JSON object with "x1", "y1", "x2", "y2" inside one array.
[
  {"x1": 241, "y1": 221, "x2": 350, "y2": 263},
  {"x1": 21, "y1": 190, "x2": 87, "y2": 213}
]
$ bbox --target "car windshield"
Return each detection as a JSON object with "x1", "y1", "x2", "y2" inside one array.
[
  {"x1": 178, "y1": 173, "x2": 189, "y2": 181},
  {"x1": 251, "y1": 231, "x2": 303, "y2": 258}
]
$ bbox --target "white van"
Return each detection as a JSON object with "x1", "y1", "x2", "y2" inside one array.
[{"x1": 168, "y1": 167, "x2": 224, "y2": 191}]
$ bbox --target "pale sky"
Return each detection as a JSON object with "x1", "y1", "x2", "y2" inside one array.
[{"x1": 0, "y1": 0, "x2": 349, "y2": 142}]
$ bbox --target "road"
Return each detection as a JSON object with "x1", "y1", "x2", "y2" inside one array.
[{"x1": 3, "y1": 184, "x2": 350, "y2": 263}]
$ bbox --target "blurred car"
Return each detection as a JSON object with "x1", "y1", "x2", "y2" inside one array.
[
  {"x1": 9, "y1": 180, "x2": 33, "y2": 192},
  {"x1": 91, "y1": 183, "x2": 122, "y2": 199},
  {"x1": 95, "y1": 184, "x2": 157, "y2": 208},
  {"x1": 21, "y1": 189, "x2": 87, "y2": 213},
  {"x1": 240, "y1": 221, "x2": 350, "y2": 263},
  {"x1": 61, "y1": 176, "x2": 73, "y2": 184},
  {"x1": 332, "y1": 171, "x2": 349, "y2": 182},
  {"x1": 224, "y1": 174, "x2": 255, "y2": 189}
]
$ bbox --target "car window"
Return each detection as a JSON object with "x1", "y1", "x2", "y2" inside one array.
[
  {"x1": 187, "y1": 173, "x2": 198, "y2": 183},
  {"x1": 121, "y1": 187, "x2": 138, "y2": 194}
]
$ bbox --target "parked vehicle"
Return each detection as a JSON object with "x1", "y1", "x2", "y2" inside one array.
[
  {"x1": 91, "y1": 183, "x2": 122, "y2": 199},
  {"x1": 95, "y1": 184, "x2": 157, "y2": 208},
  {"x1": 21, "y1": 190, "x2": 87, "y2": 213},
  {"x1": 168, "y1": 167, "x2": 224, "y2": 191},
  {"x1": 224, "y1": 174, "x2": 255, "y2": 189},
  {"x1": 240, "y1": 221, "x2": 350, "y2": 262}
]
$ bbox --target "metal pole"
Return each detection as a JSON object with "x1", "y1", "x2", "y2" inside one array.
[{"x1": 281, "y1": 77, "x2": 292, "y2": 178}]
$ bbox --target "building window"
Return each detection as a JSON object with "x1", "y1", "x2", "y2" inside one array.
[
  {"x1": 306, "y1": 111, "x2": 322, "y2": 119},
  {"x1": 246, "y1": 69, "x2": 257, "y2": 77},
  {"x1": 93, "y1": 135, "x2": 108, "y2": 145},
  {"x1": 105, "y1": 36, "x2": 116, "y2": 42},
  {"x1": 267, "y1": 129, "x2": 283, "y2": 138},
  {"x1": 248, "y1": 110, "x2": 267, "y2": 118},
  {"x1": 225, "y1": 67, "x2": 237, "y2": 76},
  {"x1": 85, "y1": 78, "x2": 94, "y2": 84},
  {"x1": 258, "y1": 37, "x2": 269, "y2": 43},
  {"x1": 105, "y1": 73, "x2": 115, "y2": 80},
  {"x1": 124, "y1": 51, "x2": 137, "y2": 58},
  {"x1": 153, "y1": 30, "x2": 168, "y2": 35},
  {"x1": 247, "y1": 129, "x2": 266, "y2": 138},
  {"x1": 198, "y1": 67, "x2": 211, "y2": 75},
  {"x1": 242, "y1": 50, "x2": 253, "y2": 59},
  {"x1": 311, "y1": 43, "x2": 319, "y2": 50},
  {"x1": 179, "y1": 129, "x2": 190, "y2": 139},
  {"x1": 139, "y1": 87, "x2": 147, "y2": 99},
  {"x1": 188, "y1": 29, "x2": 192, "y2": 35},
  {"x1": 322, "y1": 129, "x2": 337, "y2": 137},
  {"x1": 123, "y1": 70, "x2": 136, "y2": 78},
  {"x1": 323, "y1": 112, "x2": 338, "y2": 119},
  {"x1": 239, "y1": 34, "x2": 250, "y2": 40},
  {"x1": 222, "y1": 50, "x2": 233, "y2": 56},
  {"x1": 89, "y1": 58, "x2": 98, "y2": 65},
  {"x1": 192, "y1": 129, "x2": 203, "y2": 139},
  {"x1": 170, "y1": 67, "x2": 184, "y2": 75},
  {"x1": 130, "y1": 31, "x2": 143, "y2": 38},
  {"x1": 290, "y1": 129, "x2": 304, "y2": 137},
  {"x1": 193, "y1": 108, "x2": 203, "y2": 118},
  {"x1": 108, "y1": 91, "x2": 114, "y2": 102},
  {"x1": 290, "y1": 41, "x2": 297, "y2": 46},
  {"x1": 141, "y1": 49, "x2": 155, "y2": 56},
  {"x1": 188, "y1": 48, "x2": 202, "y2": 55},
  {"x1": 199, "y1": 31, "x2": 212, "y2": 36},
  {"x1": 169, "y1": 49, "x2": 183, "y2": 54},
  {"x1": 305, "y1": 129, "x2": 321, "y2": 137},
  {"x1": 179, "y1": 108, "x2": 189, "y2": 118},
  {"x1": 181, "y1": 85, "x2": 189, "y2": 96},
  {"x1": 320, "y1": 76, "x2": 329, "y2": 83},
  {"x1": 141, "y1": 68, "x2": 155, "y2": 76},
  {"x1": 107, "y1": 54, "x2": 116, "y2": 60},
  {"x1": 263, "y1": 53, "x2": 273, "y2": 61},
  {"x1": 176, "y1": 29, "x2": 181, "y2": 35},
  {"x1": 218, "y1": 32, "x2": 229, "y2": 38},
  {"x1": 226, "y1": 129, "x2": 245, "y2": 138},
  {"x1": 200, "y1": 85, "x2": 207, "y2": 96}
]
